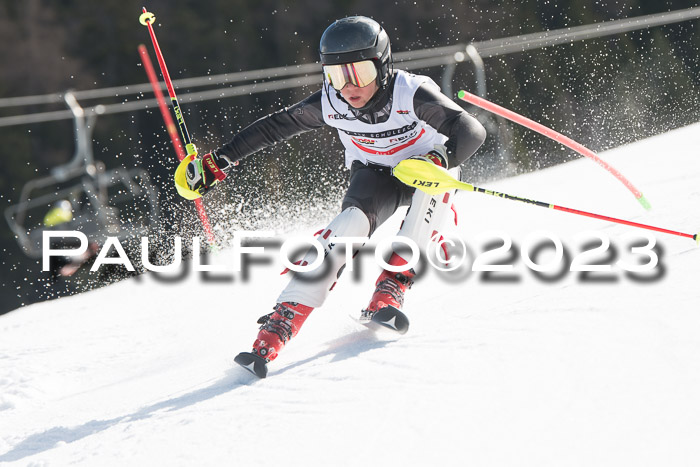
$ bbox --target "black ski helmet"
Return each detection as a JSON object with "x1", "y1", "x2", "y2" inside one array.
[{"x1": 319, "y1": 16, "x2": 392, "y2": 88}]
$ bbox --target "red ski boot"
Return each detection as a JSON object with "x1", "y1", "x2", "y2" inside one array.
[
  {"x1": 251, "y1": 302, "x2": 314, "y2": 362},
  {"x1": 361, "y1": 253, "x2": 415, "y2": 321},
  {"x1": 236, "y1": 302, "x2": 314, "y2": 378}
]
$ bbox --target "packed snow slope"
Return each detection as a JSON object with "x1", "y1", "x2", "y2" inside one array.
[{"x1": 2, "y1": 123, "x2": 700, "y2": 467}]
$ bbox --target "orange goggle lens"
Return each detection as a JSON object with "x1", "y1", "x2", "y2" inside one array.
[{"x1": 323, "y1": 60, "x2": 378, "y2": 90}]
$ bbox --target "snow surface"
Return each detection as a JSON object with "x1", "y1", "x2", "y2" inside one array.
[{"x1": 2, "y1": 123, "x2": 700, "y2": 466}]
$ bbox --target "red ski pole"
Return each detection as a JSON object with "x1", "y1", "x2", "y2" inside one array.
[
  {"x1": 393, "y1": 158, "x2": 699, "y2": 244},
  {"x1": 139, "y1": 9, "x2": 216, "y2": 246},
  {"x1": 138, "y1": 44, "x2": 185, "y2": 159},
  {"x1": 139, "y1": 8, "x2": 196, "y2": 157}
]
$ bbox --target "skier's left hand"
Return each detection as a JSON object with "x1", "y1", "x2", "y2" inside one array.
[{"x1": 410, "y1": 144, "x2": 448, "y2": 168}]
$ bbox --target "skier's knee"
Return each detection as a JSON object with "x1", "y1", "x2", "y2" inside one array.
[{"x1": 341, "y1": 199, "x2": 377, "y2": 235}]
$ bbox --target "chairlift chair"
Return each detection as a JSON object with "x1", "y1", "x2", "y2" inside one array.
[{"x1": 4, "y1": 91, "x2": 160, "y2": 260}]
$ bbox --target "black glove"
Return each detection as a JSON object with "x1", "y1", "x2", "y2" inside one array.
[
  {"x1": 409, "y1": 144, "x2": 449, "y2": 169},
  {"x1": 185, "y1": 152, "x2": 236, "y2": 196}
]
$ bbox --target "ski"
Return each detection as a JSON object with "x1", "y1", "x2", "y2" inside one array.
[
  {"x1": 234, "y1": 352, "x2": 269, "y2": 378},
  {"x1": 355, "y1": 306, "x2": 410, "y2": 335}
]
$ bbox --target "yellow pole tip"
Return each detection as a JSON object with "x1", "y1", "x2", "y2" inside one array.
[
  {"x1": 139, "y1": 11, "x2": 155, "y2": 26},
  {"x1": 637, "y1": 194, "x2": 652, "y2": 211}
]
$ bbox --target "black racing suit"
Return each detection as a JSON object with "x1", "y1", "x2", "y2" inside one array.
[{"x1": 215, "y1": 74, "x2": 486, "y2": 233}]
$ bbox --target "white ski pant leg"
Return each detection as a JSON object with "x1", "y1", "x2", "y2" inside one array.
[
  {"x1": 394, "y1": 166, "x2": 461, "y2": 260},
  {"x1": 277, "y1": 206, "x2": 371, "y2": 308}
]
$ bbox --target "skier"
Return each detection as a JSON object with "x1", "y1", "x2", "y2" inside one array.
[{"x1": 182, "y1": 16, "x2": 486, "y2": 376}]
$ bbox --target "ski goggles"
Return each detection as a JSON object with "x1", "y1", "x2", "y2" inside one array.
[{"x1": 323, "y1": 60, "x2": 378, "y2": 90}]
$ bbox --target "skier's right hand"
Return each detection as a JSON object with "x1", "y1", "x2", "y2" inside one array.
[{"x1": 185, "y1": 152, "x2": 236, "y2": 196}]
